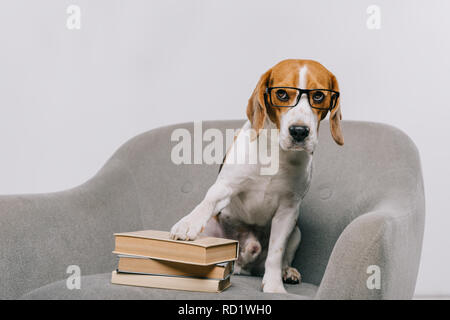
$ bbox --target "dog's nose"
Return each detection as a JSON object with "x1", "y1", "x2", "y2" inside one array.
[{"x1": 289, "y1": 125, "x2": 310, "y2": 142}]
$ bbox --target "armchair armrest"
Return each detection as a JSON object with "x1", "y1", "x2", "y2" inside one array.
[
  {"x1": 315, "y1": 207, "x2": 425, "y2": 300},
  {"x1": 0, "y1": 158, "x2": 143, "y2": 299}
]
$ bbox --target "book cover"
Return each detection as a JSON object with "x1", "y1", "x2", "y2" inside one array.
[
  {"x1": 111, "y1": 271, "x2": 231, "y2": 293},
  {"x1": 113, "y1": 230, "x2": 238, "y2": 265}
]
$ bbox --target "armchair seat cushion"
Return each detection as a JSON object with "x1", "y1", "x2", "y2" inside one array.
[{"x1": 19, "y1": 273, "x2": 317, "y2": 300}]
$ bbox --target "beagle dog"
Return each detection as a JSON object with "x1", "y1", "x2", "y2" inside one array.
[{"x1": 170, "y1": 59, "x2": 343, "y2": 293}]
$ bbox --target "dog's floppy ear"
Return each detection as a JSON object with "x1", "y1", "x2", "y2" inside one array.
[
  {"x1": 246, "y1": 69, "x2": 271, "y2": 136},
  {"x1": 329, "y1": 73, "x2": 344, "y2": 145}
]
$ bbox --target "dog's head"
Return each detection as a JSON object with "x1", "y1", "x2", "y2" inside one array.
[{"x1": 246, "y1": 59, "x2": 343, "y2": 153}]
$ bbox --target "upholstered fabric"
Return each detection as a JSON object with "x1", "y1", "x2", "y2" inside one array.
[
  {"x1": 19, "y1": 273, "x2": 317, "y2": 300},
  {"x1": 0, "y1": 120, "x2": 425, "y2": 299}
]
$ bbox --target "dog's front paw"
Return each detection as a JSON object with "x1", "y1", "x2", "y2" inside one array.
[
  {"x1": 262, "y1": 281, "x2": 287, "y2": 294},
  {"x1": 261, "y1": 274, "x2": 287, "y2": 294},
  {"x1": 170, "y1": 215, "x2": 204, "y2": 241},
  {"x1": 282, "y1": 267, "x2": 302, "y2": 284}
]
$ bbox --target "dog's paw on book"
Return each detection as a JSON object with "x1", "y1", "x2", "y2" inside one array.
[{"x1": 111, "y1": 230, "x2": 238, "y2": 293}]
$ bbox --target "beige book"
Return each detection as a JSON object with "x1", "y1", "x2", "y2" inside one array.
[
  {"x1": 113, "y1": 230, "x2": 238, "y2": 265},
  {"x1": 117, "y1": 255, "x2": 233, "y2": 280},
  {"x1": 111, "y1": 271, "x2": 231, "y2": 293}
]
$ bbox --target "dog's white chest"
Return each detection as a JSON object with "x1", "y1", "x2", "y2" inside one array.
[
  {"x1": 222, "y1": 157, "x2": 312, "y2": 227},
  {"x1": 235, "y1": 177, "x2": 282, "y2": 225}
]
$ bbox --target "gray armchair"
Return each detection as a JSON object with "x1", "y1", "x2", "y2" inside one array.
[{"x1": 0, "y1": 120, "x2": 425, "y2": 300}]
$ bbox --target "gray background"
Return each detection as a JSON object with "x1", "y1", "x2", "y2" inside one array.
[{"x1": 0, "y1": 0, "x2": 448, "y2": 296}]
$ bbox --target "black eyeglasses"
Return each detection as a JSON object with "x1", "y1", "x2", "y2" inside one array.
[{"x1": 265, "y1": 87, "x2": 339, "y2": 110}]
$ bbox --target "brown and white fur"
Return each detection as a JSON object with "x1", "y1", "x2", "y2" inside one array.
[{"x1": 170, "y1": 59, "x2": 343, "y2": 293}]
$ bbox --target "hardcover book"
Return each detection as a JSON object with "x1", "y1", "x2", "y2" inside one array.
[
  {"x1": 117, "y1": 255, "x2": 233, "y2": 280},
  {"x1": 111, "y1": 271, "x2": 231, "y2": 293},
  {"x1": 113, "y1": 230, "x2": 238, "y2": 265}
]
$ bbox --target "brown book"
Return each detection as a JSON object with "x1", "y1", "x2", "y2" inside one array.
[
  {"x1": 111, "y1": 271, "x2": 231, "y2": 293},
  {"x1": 117, "y1": 255, "x2": 233, "y2": 280},
  {"x1": 113, "y1": 230, "x2": 238, "y2": 265}
]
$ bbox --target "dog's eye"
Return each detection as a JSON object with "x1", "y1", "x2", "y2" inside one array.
[
  {"x1": 276, "y1": 89, "x2": 289, "y2": 101},
  {"x1": 312, "y1": 91, "x2": 325, "y2": 103}
]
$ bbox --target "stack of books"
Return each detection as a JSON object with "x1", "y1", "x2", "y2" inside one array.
[{"x1": 111, "y1": 230, "x2": 238, "y2": 293}]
